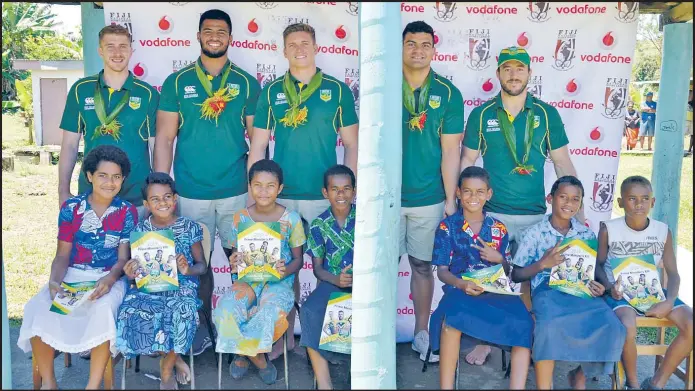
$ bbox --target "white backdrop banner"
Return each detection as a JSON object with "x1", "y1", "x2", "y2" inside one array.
[{"x1": 103, "y1": 2, "x2": 638, "y2": 343}]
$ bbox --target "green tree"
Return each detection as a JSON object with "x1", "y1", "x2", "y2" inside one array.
[
  {"x1": 24, "y1": 34, "x2": 82, "y2": 61},
  {"x1": 1, "y1": 2, "x2": 61, "y2": 100}
]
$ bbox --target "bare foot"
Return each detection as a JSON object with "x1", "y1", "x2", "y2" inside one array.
[
  {"x1": 160, "y1": 357, "x2": 175, "y2": 389},
  {"x1": 248, "y1": 353, "x2": 268, "y2": 369},
  {"x1": 568, "y1": 365, "x2": 586, "y2": 390},
  {"x1": 173, "y1": 355, "x2": 190, "y2": 385},
  {"x1": 40, "y1": 381, "x2": 58, "y2": 390},
  {"x1": 465, "y1": 345, "x2": 491, "y2": 366}
]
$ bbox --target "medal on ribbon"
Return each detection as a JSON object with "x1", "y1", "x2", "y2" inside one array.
[{"x1": 498, "y1": 106, "x2": 536, "y2": 175}]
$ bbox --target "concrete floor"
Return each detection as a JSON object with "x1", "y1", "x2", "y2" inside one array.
[{"x1": 9, "y1": 327, "x2": 688, "y2": 390}]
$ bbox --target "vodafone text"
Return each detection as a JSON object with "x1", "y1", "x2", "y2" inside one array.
[
  {"x1": 570, "y1": 146, "x2": 618, "y2": 158},
  {"x1": 139, "y1": 38, "x2": 191, "y2": 47},
  {"x1": 466, "y1": 5, "x2": 517, "y2": 14},
  {"x1": 555, "y1": 4, "x2": 607, "y2": 14}
]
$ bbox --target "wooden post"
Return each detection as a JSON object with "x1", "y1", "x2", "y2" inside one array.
[
  {"x1": 650, "y1": 22, "x2": 693, "y2": 250},
  {"x1": 351, "y1": 3, "x2": 402, "y2": 389}
]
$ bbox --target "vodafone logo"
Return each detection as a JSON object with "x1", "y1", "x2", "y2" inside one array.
[
  {"x1": 232, "y1": 39, "x2": 278, "y2": 51},
  {"x1": 317, "y1": 44, "x2": 358, "y2": 56},
  {"x1": 433, "y1": 31, "x2": 442, "y2": 48},
  {"x1": 464, "y1": 97, "x2": 488, "y2": 108},
  {"x1": 158, "y1": 16, "x2": 173, "y2": 33},
  {"x1": 588, "y1": 126, "x2": 605, "y2": 143},
  {"x1": 432, "y1": 49, "x2": 458, "y2": 62},
  {"x1": 401, "y1": 2, "x2": 424, "y2": 13},
  {"x1": 247, "y1": 18, "x2": 261, "y2": 36},
  {"x1": 565, "y1": 78, "x2": 580, "y2": 96},
  {"x1": 211, "y1": 265, "x2": 233, "y2": 274},
  {"x1": 546, "y1": 79, "x2": 594, "y2": 110},
  {"x1": 479, "y1": 77, "x2": 498, "y2": 95},
  {"x1": 465, "y1": 4, "x2": 518, "y2": 14},
  {"x1": 139, "y1": 38, "x2": 191, "y2": 47},
  {"x1": 517, "y1": 32, "x2": 531, "y2": 48},
  {"x1": 133, "y1": 62, "x2": 147, "y2": 79},
  {"x1": 334, "y1": 25, "x2": 349, "y2": 42},
  {"x1": 600, "y1": 31, "x2": 617, "y2": 49},
  {"x1": 555, "y1": 4, "x2": 607, "y2": 14}
]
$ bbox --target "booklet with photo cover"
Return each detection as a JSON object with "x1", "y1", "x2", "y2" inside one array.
[
  {"x1": 549, "y1": 237, "x2": 598, "y2": 299},
  {"x1": 319, "y1": 292, "x2": 352, "y2": 354},
  {"x1": 461, "y1": 264, "x2": 521, "y2": 295},
  {"x1": 610, "y1": 254, "x2": 665, "y2": 313},
  {"x1": 130, "y1": 229, "x2": 178, "y2": 293},
  {"x1": 49, "y1": 280, "x2": 98, "y2": 315},
  {"x1": 237, "y1": 221, "x2": 282, "y2": 283}
]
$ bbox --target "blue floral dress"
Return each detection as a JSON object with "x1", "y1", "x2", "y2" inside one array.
[
  {"x1": 213, "y1": 208, "x2": 306, "y2": 356},
  {"x1": 512, "y1": 216, "x2": 625, "y2": 376},
  {"x1": 113, "y1": 216, "x2": 203, "y2": 357},
  {"x1": 428, "y1": 212, "x2": 533, "y2": 355}
]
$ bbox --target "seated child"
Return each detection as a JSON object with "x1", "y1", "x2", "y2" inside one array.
[
  {"x1": 596, "y1": 175, "x2": 693, "y2": 390},
  {"x1": 428, "y1": 167, "x2": 533, "y2": 390},
  {"x1": 299, "y1": 165, "x2": 356, "y2": 390},
  {"x1": 17, "y1": 145, "x2": 137, "y2": 389},
  {"x1": 511, "y1": 175, "x2": 626, "y2": 390},
  {"x1": 114, "y1": 172, "x2": 207, "y2": 389},
  {"x1": 213, "y1": 159, "x2": 306, "y2": 385}
]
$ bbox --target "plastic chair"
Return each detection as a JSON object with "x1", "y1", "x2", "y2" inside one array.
[
  {"x1": 612, "y1": 269, "x2": 693, "y2": 390},
  {"x1": 120, "y1": 222, "x2": 212, "y2": 390}
]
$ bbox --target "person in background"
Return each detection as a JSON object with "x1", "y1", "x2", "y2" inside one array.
[
  {"x1": 685, "y1": 88, "x2": 693, "y2": 155},
  {"x1": 624, "y1": 101, "x2": 640, "y2": 151},
  {"x1": 639, "y1": 91, "x2": 657, "y2": 151}
]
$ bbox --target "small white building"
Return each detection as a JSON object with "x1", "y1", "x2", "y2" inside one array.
[{"x1": 12, "y1": 60, "x2": 84, "y2": 146}]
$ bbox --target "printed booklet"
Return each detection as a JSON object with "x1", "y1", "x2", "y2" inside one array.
[
  {"x1": 237, "y1": 221, "x2": 282, "y2": 283},
  {"x1": 461, "y1": 264, "x2": 520, "y2": 295},
  {"x1": 549, "y1": 238, "x2": 598, "y2": 299},
  {"x1": 319, "y1": 292, "x2": 352, "y2": 354},
  {"x1": 131, "y1": 229, "x2": 178, "y2": 293},
  {"x1": 610, "y1": 254, "x2": 665, "y2": 313}
]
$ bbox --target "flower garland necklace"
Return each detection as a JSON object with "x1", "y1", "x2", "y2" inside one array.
[
  {"x1": 497, "y1": 105, "x2": 536, "y2": 175},
  {"x1": 194, "y1": 60, "x2": 238, "y2": 125},
  {"x1": 92, "y1": 75, "x2": 130, "y2": 141},
  {"x1": 402, "y1": 71, "x2": 433, "y2": 132},
  {"x1": 279, "y1": 70, "x2": 323, "y2": 129}
]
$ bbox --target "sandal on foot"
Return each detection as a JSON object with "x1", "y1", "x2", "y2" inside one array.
[
  {"x1": 257, "y1": 359, "x2": 277, "y2": 385},
  {"x1": 229, "y1": 355, "x2": 249, "y2": 380}
]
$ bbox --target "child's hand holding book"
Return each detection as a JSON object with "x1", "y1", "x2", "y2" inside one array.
[
  {"x1": 48, "y1": 280, "x2": 67, "y2": 300},
  {"x1": 337, "y1": 265, "x2": 353, "y2": 288},
  {"x1": 457, "y1": 279, "x2": 484, "y2": 296},
  {"x1": 228, "y1": 251, "x2": 243, "y2": 274},
  {"x1": 275, "y1": 259, "x2": 286, "y2": 278},
  {"x1": 610, "y1": 275, "x2": 624, "y2": 300},
  {"x1": 176, "y1": 254, "x2": 190, "y2": 275},
  {"x1": 124, "y1": 259, "x2": 141, "y2": 280}
]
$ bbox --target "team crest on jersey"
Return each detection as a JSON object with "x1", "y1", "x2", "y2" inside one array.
[
  {"x1": 226, "y1": 83, "x2": 241, "y2": 98},
  {"x1": 534, "y1": 115, "x2": 541, "y2": 129},
  {"x1": 429, "y1": 95, "x2": 441, "y2": 109},
  {"x1": 320, "y1": 89, "x2": 332, "y2": 102},
  {"x1": 128, "y1": 97, "x2": 141, "y2": 110}
]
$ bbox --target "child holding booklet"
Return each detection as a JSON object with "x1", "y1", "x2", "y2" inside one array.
[
  {"x1": 299, "y1": 165, "x2": 356, "y2": 390},
  {"x1": 17, "y1": 145, "x2": 136, "y2": 389},
  {"x1": 114, "y1": 172, "x2": 207, "y2": 389},
  {"x1": 428, "y1": 167, "x2": 533, "y2": 390},
  {"x1": 213, "y1": 159, "x2": 306, "y2": 385},
  {"x1": 511, "y1": 175, "x2": 625, "y2": 390},
  {"x1": 595, "y1": 175, "x2": 693, "y2": 390}
]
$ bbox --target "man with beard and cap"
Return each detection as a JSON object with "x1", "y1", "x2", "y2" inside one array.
[
  {"x1": 459, "y1": 46, "x2": 582, "y2": 367},
  {"x1": 58, "y1": 24, "x2": 159, "y2": 219},
  {"x1": 154, "y1": 8, "x2": 261, "y2": 364}
]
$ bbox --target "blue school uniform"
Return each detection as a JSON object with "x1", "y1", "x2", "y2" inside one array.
[
  {"x1": 428, "y1": 212, "x2": 533, "y2": 355},
  {"x1": 512, "y1": 216, "x2": 625, "y2": 376},
  {"x1": 299, "y1": 206, "x2": 355, "y2": 360}
]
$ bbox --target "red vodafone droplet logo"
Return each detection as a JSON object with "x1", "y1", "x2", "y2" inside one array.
[
  {"x1": 247, "y1": 18, "x2": 260, "y2": 35},
  {"x1": 335, "y1": 25, "x2": 349, "y2": 42},
  {"x1": 588, "y1": 126, "x2": 604, "y2": 143},
  {"x1": 482, "y1": 78, "x2": 495, "y2": 93},
  {"x1": 517, "y1": 32, "x2": 530, "y2": 48},
  {"x1": 409, "y1": 293, "x2": 413, "y2": 301},
  {"x1": 601, "y1": 31, "x2": 616, "y2": 49},
  {"x1": 433, "y1": 31, "x2": 441, "y2": 47},
  {"x1": 565, "y1": 78, "x2": 579, "y2": 96},
  {"x1": 158, "y1": 16, "x2": 173, "y2": 33},
  {"x1": 133, "y1": 63, "x2": 147, "y2": 79}
]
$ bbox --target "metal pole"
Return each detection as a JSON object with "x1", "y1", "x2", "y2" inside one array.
[
  {"x1": 2, "y1": 258, "x2": 13, "y2": 389},
  {"x1": 81, "y1": 2, "x2": 106, "y2": 77},
  {"x1": 650, "y1": 22, "x2": 693, "y2": 251},
  {"x1": 351, "y1": 2, "x2": 402, "y2": 389}
]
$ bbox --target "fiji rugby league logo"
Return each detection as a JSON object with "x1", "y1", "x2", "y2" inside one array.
[
  {"x1": 346, "y1": 2, "x2": 359, "y2": 16},
  {"x1": 602, "y1": 77, "x2": 629, "y2": 119},
  {"x1": 615, "y1": 2, "x2": 639, "y2": 23},
  {"x1": 433, "y1": 2, "x2": 458, "y2": 22},
  {"x1": 552, "y1": 30, "x2": 577, "y2": 71},
  {"x1": 467, "y1": 29, "x2": 491, "y2": 71},
  {"x1": 590, "y1": 173, "x2": 616, "y2": 213},
  {"x1": 108, "y1": 12, "x2": 134, "y2": 44},
  {"x1": 527, "y1": 75, "x2": 543, "y2": 99},
  {"x1": 256, "y1": 2, "x2": 278, "y2": 10},
  {"x1": 527, "y1": 2, "x2": 551, "y2": 22},
  {"x1": 345, "y1": 68, "x2": 359, "y2": 111},
  {"x1": 256, "y1": 63, "x2": 277, "y2": 88}
]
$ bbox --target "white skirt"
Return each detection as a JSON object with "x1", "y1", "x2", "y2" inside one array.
[{"x1": 17, "y1": 267, "x2": 126, "y2": 354}]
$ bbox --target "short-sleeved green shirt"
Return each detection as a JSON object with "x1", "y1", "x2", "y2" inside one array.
[
  {"x1": 159, "y1": 58, "x2": 260, "y2": 200},
  {"x1": 254, "y1": 69, "x2": 358, "y2": 200},
  {"x1": 463, "y1": 93, "x2": 569, "y2": 215},
  {"x1": 60, "y1": 71, "x2": 159, "y2": 206},
  {"x1": 402, "y1": 71, "x2": 464, "y2": 207}
]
